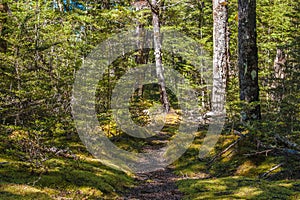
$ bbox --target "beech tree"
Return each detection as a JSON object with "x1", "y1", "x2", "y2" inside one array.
[
  {"x1": 238, "y1": 0, "x2": 261, "y2": 120},
  {"x1": 211, "y1": 0, "x2": 229, "y2": 115},
  {"x1": 147, "y1": 0, "x2": 170, "y2": 112},
  {"x1": 132, "y1": 0, "x2": 150, "y2": 97}
]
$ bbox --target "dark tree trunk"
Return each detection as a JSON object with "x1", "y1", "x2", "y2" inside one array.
[
  {"x1": 238, "y1": 0, "x2": 261, "y2": 120},
  {"x1": 102, "y1": 0, "x2": 110, "y2": 9},
  {"x1": 0, "y1": 3, "x2": 8, "y2": 52}
]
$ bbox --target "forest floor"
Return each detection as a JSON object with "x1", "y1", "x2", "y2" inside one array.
[{"x1": 1, "y1": 110, "x2": 300, "y2": 199}]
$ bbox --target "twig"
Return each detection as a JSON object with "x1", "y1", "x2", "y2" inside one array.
[
  {"x1": 255, "y1": 138, "x2": 300, "y2": 156},
  {"x1": 233, "y1": 130, "x2": 243, "y2": 137},
  {"x1": 161, "y1": 0, "x2": 186, "y2": 9},
  {"x1": 244, "y1": 149, "x2": 273, "y2": 157},
  {"x1": 28, "y1": 174, "x2": 42, "y2": 186},
  {"x1": 208, "y1": 132, "x2": 245, "y2": 164},
  {"x1": 146, "y1": 0, "x2": 186, "y2": 12},
  {"x1": 259, "y1": 163, "x2": 284, "y2": 178}
]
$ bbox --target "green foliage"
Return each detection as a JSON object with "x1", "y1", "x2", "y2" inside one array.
[{"x1": 0, "y1": 0, "x2": 299, "y2": 199}]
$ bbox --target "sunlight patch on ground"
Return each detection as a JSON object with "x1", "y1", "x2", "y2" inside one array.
[
  {"x1": 0, "y1": 184, "x2": 52, "y2": 199},
  {"x1": 234, "y1": 186, "x2": 262, "y2": 197},
  {"x1": 235, "y1": 160, "x2": 256, "y2": 176},
  {"x1": 177, "y1": 176, "x2": 300, "y2": 200}
]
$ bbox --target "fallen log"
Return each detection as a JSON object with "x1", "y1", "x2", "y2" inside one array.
[{"x1": 275, "y1": 134, "x2": 300, "y2": 151}]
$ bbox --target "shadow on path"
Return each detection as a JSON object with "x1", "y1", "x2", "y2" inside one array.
[{"x1": 120, "y1": 166, "x2": 182, "y2": 200}]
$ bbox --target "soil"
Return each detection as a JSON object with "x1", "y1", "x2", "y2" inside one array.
[
  {"x1": 119, "y1": 129, "x2": 183, "y2": 199},
  {"x1": 120, "y1": 166, "x2": 183, "y2": 200}
]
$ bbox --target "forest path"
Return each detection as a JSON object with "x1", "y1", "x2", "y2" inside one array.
[
  {"x1": 121, "y1": 166, "x2": 183, "y2": 200},
  {"x1": 119, "y1": 122, "x2": 184, "y2": 199}
]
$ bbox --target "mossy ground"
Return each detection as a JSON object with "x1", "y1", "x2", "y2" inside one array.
[
  {"x1": 177, "y1": 176, "x2": 300, "y2": 199},
  {"x1": 0, "y1": 129, "x2": 134, "y2": 199},
  {"x1": 173, "y1": 126, "x2": 300, "y2": 199},
  {"x1": 1, "y1": 106, "x2": 299, "y2": 199}
]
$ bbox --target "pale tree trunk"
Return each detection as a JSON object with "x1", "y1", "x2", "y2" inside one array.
[
  {"x1": 271, "y1": 48, "x2": 286, "y2": 104},
  {"x1": 198, "y1": 1, "x2": 207, "y2": 109},
  {"x1": 212, "y1": 0, "x2": 229, "y2": 115},
  {"x1": 136, "y1": 24, "x2": 145, "y2": 97},
  {"x1": 238, "y1": 0, "x2": 261, "y2": 120},
  {"x1": 148, "y1": 0, "x2": 170, "y2": 112},
  {"x1": 273, "y1": 48, "x2": 286, "y2": 80},
  {"x1": 133, "y1": 1, "x2": 151, "y2": 97}
]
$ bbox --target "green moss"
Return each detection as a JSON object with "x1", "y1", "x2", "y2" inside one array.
[
  {"x1": 0, "y1": 129, "x2": 134, "y2": 199},
  {"x1": 172, "y1": 127, "x2": 300, "y2": 199},
  {"x1": 0, "y1": 184, "x2": 52, "y2": 200},
  {"x1": 177, "y1": 177, "x2": 300, "y2": 199}
]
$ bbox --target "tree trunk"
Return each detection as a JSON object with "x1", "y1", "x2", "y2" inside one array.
[
  {"x1": 102, "y1": 0, "x2": 110, "y2": 9},
  {"x1": 273, "y1": 48, "x2": 286, "y2": 80},
  {"x1": 0, "y1": 3, "x2": 8, "y2": 52},
  {"x1": 133, "y1": 1, "x2": 150, "y2": 97},
  {"x1": 150, "y1": 0, "x2": 170, "y2": 112},
  {"x1": 238, "y1": 0, "x2": 261, "y2": 120},
  {"x1": 212, "y1": 0, "x2": 228, "y2": 114},
  {"x1": 270, "y1": 48, "x2": 286, "y2": 107},
  {"x1": 198, "y1": 1, "x2": 207, "y2": 109}
]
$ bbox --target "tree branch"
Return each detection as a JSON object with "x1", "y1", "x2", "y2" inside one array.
[
  {"x1": 259, "y1": 163, "x2": 284, "y2": 178},
  {"x1": 146, "y1": 0, "x2": 159, "y2": 15},
  {"x1": 208, "y1": 131, "x2": 245, "y2": 164}
]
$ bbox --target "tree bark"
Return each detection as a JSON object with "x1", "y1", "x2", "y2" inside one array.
[
  {"x1": 133, "y1": 1, "x2": 150, "y2": 97},
  {"x1": 0, "y1": 3, "x2": 8, "y2": 52},
  {"x1": 273, "y1": 48, "x2": 286, "y2": 80},
  {"x1": 270, "y1": 48, "x2": 286, "y2": 102},
  {"x1": 238, "y1": 0, "x2": 261, "y2": 120},
  {"x1": 212, "y1": 0, "x2": 228, "y2": 114},
  {"x1": 149, "y1": 0, "x2": 170, "y2": 112}
]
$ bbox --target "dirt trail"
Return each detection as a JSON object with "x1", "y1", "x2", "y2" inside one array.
[
  {"x1": 121, "y1": 166, "x2": 182, "y2": 200},
  {"x1": 120, "y1": 130, "x2": 183, "y2": 199}
]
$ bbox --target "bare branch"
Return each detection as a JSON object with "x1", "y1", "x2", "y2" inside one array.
[
  {"x1": 208, "y1": 134, "x2": 245, "y2": 164},
  {"x1": 161, "y1": 0, "x2": 186, "y2": 9},
  {"x1": 243, "y1": 149, "x2": 274, "y2": 157},
  {"x1": 259, "y1": 163, "x2": 284, "y2": 178},
  {"x1": 146, "y1": 0, "x2": 159, "y2": 14}
]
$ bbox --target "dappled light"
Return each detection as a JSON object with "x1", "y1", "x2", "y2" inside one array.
[{"x1": 0, "y1": 0, "x2": 299, "y2": 199}]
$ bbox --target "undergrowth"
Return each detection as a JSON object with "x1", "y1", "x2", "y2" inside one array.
[
  {"x1": 1, "y1": 100, "x2": 299, "y2": 199},
  {"x1": 0, "y1": 126, "x2": 134, "y2": 199},
  {"x1": 173, "y1": 120, "x2": 300, "y2": 199}
]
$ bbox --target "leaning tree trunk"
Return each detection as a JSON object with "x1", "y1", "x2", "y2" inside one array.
[
  {"x1": 149, "y1": 0, "x2": 170, "y2": 112},
  {"x1": 212, "y1": 0, "x2": 229, "y2": 115},
  {"x1": 238, "y1": 0, "x2": 261, "y2": 120}
]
